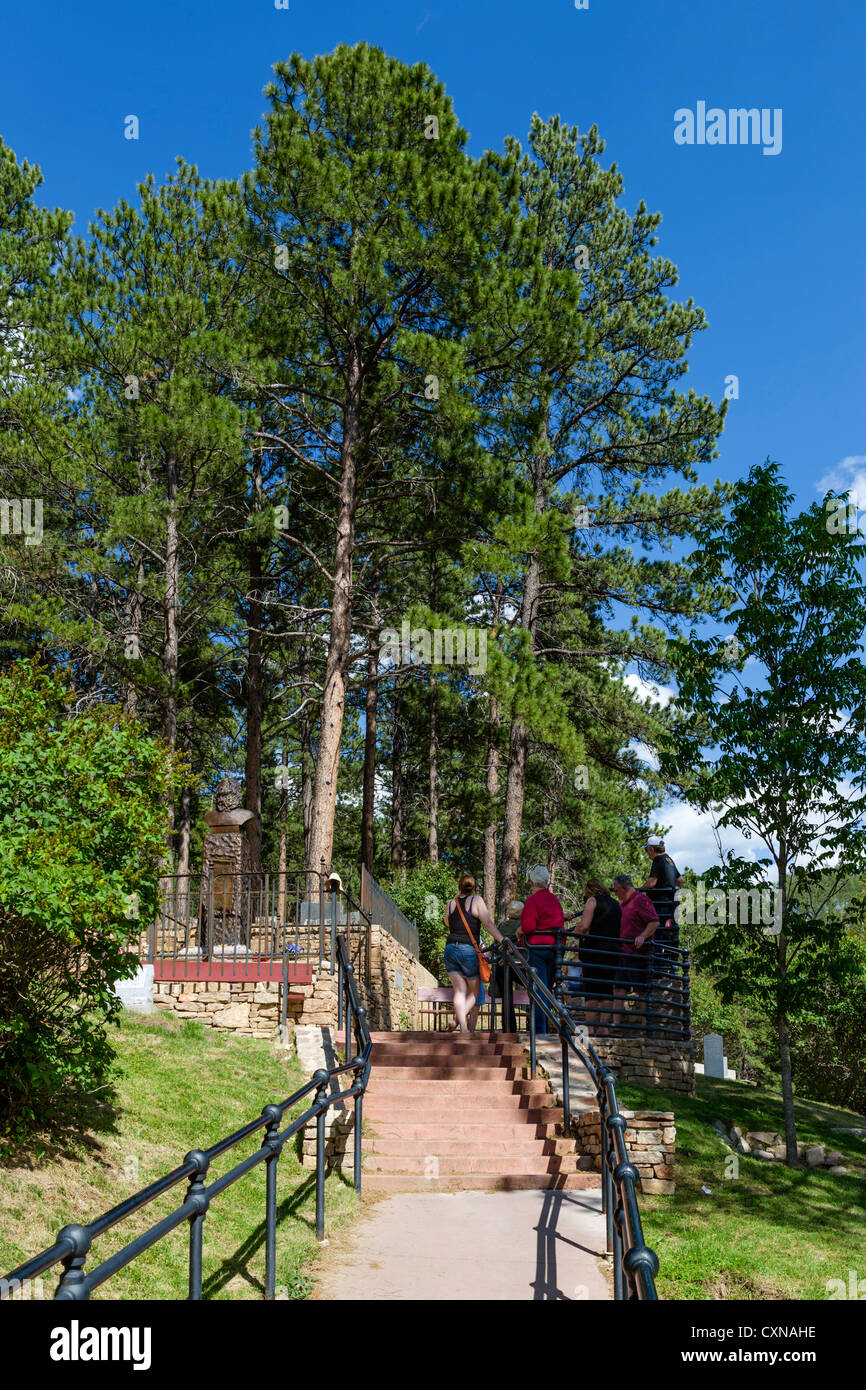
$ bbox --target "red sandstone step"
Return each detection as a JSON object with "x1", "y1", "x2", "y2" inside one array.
[
  {"x1": 362, "y1": 1094, "x2": 557, "y2": 1116},
  {"x1": 362, "y1": 1099, "x2": 563, "y2": 1119},
  {"x1": 369, "y1": 1065, "x2": 525, "y2": 1082},
  {"x1": 362, "y1": 1172, "x2": 602, "y2": 1193},
  {"x1": 366, "y1": 1121, "x2": 562, "y2": 1141},
  {"x1": 369, "y1": 1032, "x2": 524, "y2": 1041},
  {"x1": 364, "y1": 1078, "x2": 527, "y2": 1096},
  {"x1": 370, "y1": 1049, "x2": 527, "y2": 1066},
  {"x1": 362, "y1": 1153, "x2": 581, "y2": 1175},
  {"x1": 364, "y1": 1135, "x2": 544, "y2": 1156}
]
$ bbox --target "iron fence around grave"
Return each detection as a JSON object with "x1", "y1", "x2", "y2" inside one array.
[
  {"x1": 146, "y1": 868, "x2": 371, "y2": 986},
  {"x1": 359, "y1": 865, "x2": 419, "y2": 958}
]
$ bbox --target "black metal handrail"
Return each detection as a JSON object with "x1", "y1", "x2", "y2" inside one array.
[
  {"x1": 1, "y1": 934, "x2": 371, "y2": 1303},
  {"x1": 554, "y1": 930, "x2": 691, "y2": 1041},
  {"x1": 497, "y1": 938, "x2": 660, "y2": 1300}
]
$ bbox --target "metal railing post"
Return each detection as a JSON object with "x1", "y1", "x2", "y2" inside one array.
[
  {"x1": 529, "y1": 979, "x2": 537, "y2": 1077},
  {"x1": 345, "y1": 964, "x2": 353, "y2": 1062},
  {"x1": 54, "y1": 1225, "x2": 92, "y2": 1301},
  {"x1": 561, "y1": 1031, "x2": 571, "y2": 1132},
  {"x1": 318, "y1": 859, "x2": 325, "y2": 971},
  {"x1": 184, "y1": 1150, "x2": 210, "y2": 1301},
  {"x1": 313, "y1": 1070, "x2": 329, "y2": 1242},
  {"x1": 261, "y1": 1106, "x2": 281, "y2": 1301}
]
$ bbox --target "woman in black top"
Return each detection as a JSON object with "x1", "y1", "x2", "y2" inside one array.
[
  {"x1": 442, "y1": 875, "x2": 503, "y2": 1034},
  {"x1": 574, "y1": 878, "x2": 622, "y2": 1035}
]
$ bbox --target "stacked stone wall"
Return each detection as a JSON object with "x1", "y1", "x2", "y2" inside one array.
[
  {"x1": 588, "y1": 1036, "x2": 694, "y2": 1095},
  {"x1": 151, "y1": 921, "x2": 420, "y2": 1038},
  {"x1": 574, "y1": 1108, "x2": 677, "y2": 1194}
]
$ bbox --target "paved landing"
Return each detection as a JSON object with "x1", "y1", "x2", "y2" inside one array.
[{"x1": 311, "y1": 1189, "x2": 611, "y2": 1301}]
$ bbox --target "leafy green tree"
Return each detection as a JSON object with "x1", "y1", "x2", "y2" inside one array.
[
  {"x1": 0, "y1": 661, "x2": 185, "y2": 1133},
  {"x1": 666, "y1": 461, "x2": 866, "y2": 1163}
]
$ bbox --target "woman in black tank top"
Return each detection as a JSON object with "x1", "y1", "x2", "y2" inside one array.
[
  {"x1": 575, "y1": 878, "x2": 621, "y2": 1035},
  {"x1": 442, "y1": 875, "x2": 504, "y2": 1034}
]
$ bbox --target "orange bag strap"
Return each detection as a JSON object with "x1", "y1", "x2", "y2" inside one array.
[{"x1": 455, "y1": 894, "x2": 481, "y2": 953}]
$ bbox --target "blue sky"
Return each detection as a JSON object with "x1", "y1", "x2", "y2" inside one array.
[{"x1": 4, "y1": 0, "x2": 864, "y2": 869}]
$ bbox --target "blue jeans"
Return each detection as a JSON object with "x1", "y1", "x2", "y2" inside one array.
[{"x1": 527, "y1": 947, "x2": 557, "y2": 1035}]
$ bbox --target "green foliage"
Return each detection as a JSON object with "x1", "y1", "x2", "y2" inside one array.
[
  {"x1": 665, "y1": 460, "x2": 866, "y2": 1146},
  {"x1": 689, "y1": 972, "x2": 777, "y2": 1085},
  {"x1": 0, "y1": 661, "x2": 185, "y2": 1132},
  {"x1": 789, "y1": 934, "x2": 866, "y2": 1116},
  {"x1": 381, "y1": 861, "x2": 463, "y2": 980}
]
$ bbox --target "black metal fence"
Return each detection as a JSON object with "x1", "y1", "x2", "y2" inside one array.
[
  {"x1": 360, "y1": 865, "x2": 419, "y2": 958},
  {"x1": 148, "y1": 868, "x2": 372, "y2": 986},
  {"x1": 498, "y1": 938, "x2": 660, "y2": 1300},
  {"x1": 1, "y1": 935, "x2": 371, "y2": 1302}
]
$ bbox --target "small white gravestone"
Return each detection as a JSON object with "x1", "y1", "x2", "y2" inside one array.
[
  {"x1": 703, "y1": 1032, "x2": 726, "y2": 1079},
  {"x1": 114, "y1": 963, "x2": 155, "y2": 1013}
]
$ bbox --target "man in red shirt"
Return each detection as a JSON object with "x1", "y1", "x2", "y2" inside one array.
[
  {"x1": 518, "y1": 866, "x2": 565, "y2": 1035},
  {"x1": 612, "y1": 874, "x2": 658, "y2": 1034}
]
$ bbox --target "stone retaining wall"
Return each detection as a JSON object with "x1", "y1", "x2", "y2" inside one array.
[
  {"x1": 152, "y1": 921, "x2": 421, "y2": 1039},
  {"x1": 588, "y1": 1036, "x2": 694, "y2": 1095},
  {"x1": 574, "y1": 1108, "x2": 677, "y2": 1194}
]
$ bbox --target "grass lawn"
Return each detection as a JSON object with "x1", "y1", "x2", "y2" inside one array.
[
  {"x1": 0, "y1": 1011, "x2": 360, "y2": 1300},
  {"x1": 617, "y1": 1074, "x2": 866, "y2": 1300}
]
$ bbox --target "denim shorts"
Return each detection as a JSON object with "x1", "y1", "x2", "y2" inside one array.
[{"x1": 443, "y1": 942, "x2": 480, "y2": 978}]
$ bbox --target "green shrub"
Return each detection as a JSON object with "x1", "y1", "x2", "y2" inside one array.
[
  {"x1": 381, "y1": 862, "x2": 466, "y2": 982},
  {"x1": 0, "y1": 661, "x2": 185, "y2": 1133}
]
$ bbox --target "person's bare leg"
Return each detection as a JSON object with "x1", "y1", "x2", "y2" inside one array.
[
  {"x1": 449, "y1": 974, "x2": 471, "y2": 1032},
  {"x1": 465, "y1": 978, "x2": 481, "y2": 1033},
  {"x1": 612, "y1": 988, "x2": 626, "y2": 1030}
]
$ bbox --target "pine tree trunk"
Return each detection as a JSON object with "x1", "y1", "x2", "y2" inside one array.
[
  {"x1": 300, "y1": 631, "x2": 314, "y2": 862},
  {"x1": 498, "y1": 468, "x2": 545, "y2": 909},
  {"x1": 244, "y1": 455, "x2": 264, "y2": 871},
  {"x1": 498, "y1": 552, "x2": 541, "y2": 908},
  {"x1": 307, "y1": 346, "x2": 360, "y2": 878},
  {"x1": 391, "y1": 684, "x2": 407, "y2": 876},
  {"x1": 483, "y1": 696, "x2": 500, "y2": 916},
  {"x1": 428, "y1": 674, "x2": 439, "y2": 865},
  {"x1": 483, "y1": 581, "x2": 504, "y2": 915},
  {"x1": 361, "y1": 648, "x2": 378, "y2": 873},
  {"x1": 162, "y1": 456, "x2": 180, "y2": 867},
  {"x1": 277, "y1": 740, "x2": 288, "y2": 927},
  {"x1": 122, "y1": 552, "x2": 145, "y2": 716}
]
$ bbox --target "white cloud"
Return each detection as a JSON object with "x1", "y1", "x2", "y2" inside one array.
[
  {"x1": 816, "y1": 455, "x2": 866, "y2": 509},
  {"x1": 653, "y1": 801, "x2": 762, "y2": 875},
  {"x1": 629, "y1": 739, "x2": 660, "y2": 772},
  {"x1": 623, "y1": 673, "x2": 675, "y2": 709}
]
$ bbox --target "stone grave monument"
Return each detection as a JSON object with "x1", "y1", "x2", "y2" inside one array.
[{"x1": 198, "y1": 776, "x2": 256, "y2": 951}]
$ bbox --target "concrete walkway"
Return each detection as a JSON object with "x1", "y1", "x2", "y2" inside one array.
[{"x1": 312, "y1": 1189, "x2": 611, "y2": 1301}]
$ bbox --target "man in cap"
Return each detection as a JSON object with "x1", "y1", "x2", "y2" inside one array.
[{"x1": 642, "y1": 835, "x2": 683, "y2": 969}]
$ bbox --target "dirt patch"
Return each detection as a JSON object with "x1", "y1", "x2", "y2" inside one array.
[{"x1": 706, "y1": 1272, "x2": 788, "y2": 1300}]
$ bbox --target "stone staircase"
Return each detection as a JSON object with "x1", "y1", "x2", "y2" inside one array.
[{"x1": 362, "y1": 1032, "x2": 600, "y2": 1193}]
